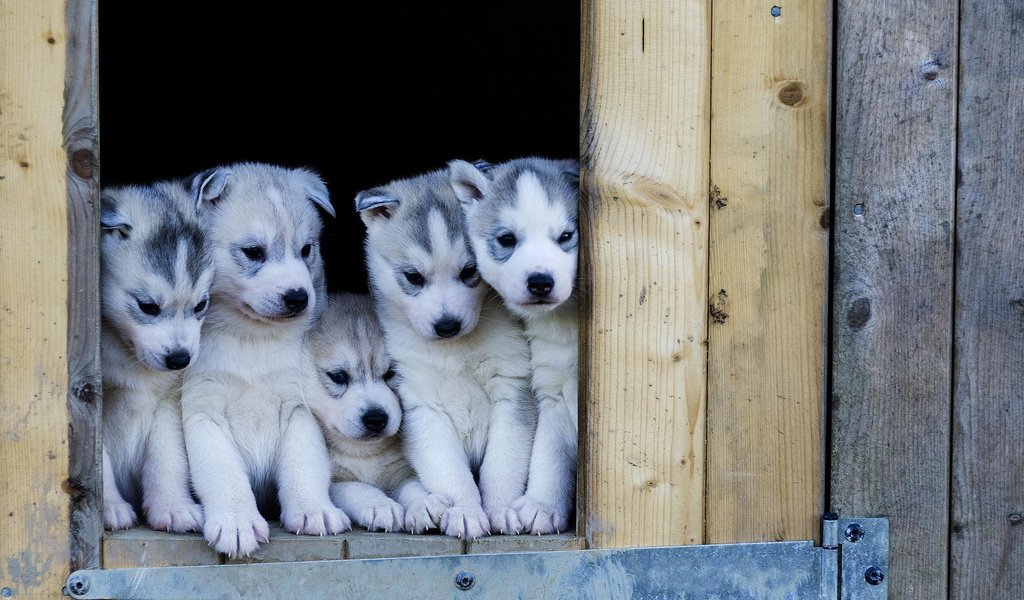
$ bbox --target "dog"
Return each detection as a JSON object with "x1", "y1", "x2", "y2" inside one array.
[
  {"x1": 449, "y1": 157, "x2": 580, "y2": 534},
  {"x1": 356, "y1": 168, "x2": 535, "y2": 539},
  {"x1": 180, "y1": 163, "x2": 347, "y2": 557},
  {"x1": 99, "y1": 180, "x2": 212, "y2": 533},
  {"x1": 304, "y1": 292, "x2": 451, "y2": 533}
]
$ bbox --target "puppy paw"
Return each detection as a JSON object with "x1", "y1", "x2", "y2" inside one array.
[
  {"x1": 281, "y1": 505, "x2": 351, "y2": 536},
  {"x1": 511, "y1": 495, "x2": 570, "y2": 534},
  {"x1": 203, "y1": 510, "x2": 270, "y2": 558},
  {"x1": 486, "y1": 505, "x2": 524, "y2": 535},
  {"x1": 145, "y1": 499, "x2": 204, "y2": 533},
  {"x1": 403, "y1": 492, "x2": 452, "y2": 534},
  {"x1": 440, "y1": 505, "x2": 490, "y2": 540},
  {"x1": 352, "y1": 498, "x2": 404, "y2": 532},
  {"x1": 103, "y1": 500, "x2": 138, "y2": 530}
]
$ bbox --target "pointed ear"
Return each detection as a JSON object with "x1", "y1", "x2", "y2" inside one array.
[
  {"x1": 562, "y1": 160, "x2": 580, "y2": 188},
  {"x1": 99, "y1": 190, "x2": 132, "y2": 238},
  {"x1": 299, "y1": 170, "x2": 335, "y2": 218},
  {"x1": 190, "y1": 167, "x2": 231, "y2": 211},
  {"x1": 355, "y1": 188, "x2": 399, "y2": 225},
  {"x1": 448, "y1": 159, "x2": 491, "y2": 207}
]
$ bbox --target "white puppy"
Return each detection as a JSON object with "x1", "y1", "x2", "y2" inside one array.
[
  {"x1": 181, "y1": 163, "x2": 347, "y2": 558},
  {"x1": 304, "y1": 292, "x2": 450, "y2": 533}
]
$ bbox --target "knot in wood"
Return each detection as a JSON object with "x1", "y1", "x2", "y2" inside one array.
[
  {"x1": 71, "y1": 149, "x2": 95, "y2": 180},
  {"x1": 778, "y1": 81, "x2": 805, "y2": 107}
]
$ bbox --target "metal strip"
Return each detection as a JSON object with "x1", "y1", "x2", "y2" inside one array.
[{"x1": 837, "y1": 517, "x2": 889, "y2": 599}]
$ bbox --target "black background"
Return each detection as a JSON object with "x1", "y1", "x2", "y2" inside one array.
[{"x1": 100, "y1": 2, "x2": 580, "y2": 292}]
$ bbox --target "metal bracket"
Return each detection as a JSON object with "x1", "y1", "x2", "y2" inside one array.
[{"x1": 64, "y1": 516, "x2": 888, "y2": 599}]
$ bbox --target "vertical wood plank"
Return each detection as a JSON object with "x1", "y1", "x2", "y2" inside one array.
[
  {"x1": 580, "y1": 0, "x2": 710, "y2": 547},
  {"x1": 706, "y1": 1, "x2": 830, "y2": 543},
  {"x1": 951, "y1": 2, "x2": 1024, "y2": 597},
  {"x1": 64, "y1": 0, "x2": 102, "y2": 572},
  {"x1": 0, "y1": 0, "x2": 73, "y2": 595},
  {"x1": 830, "y1": 0, "x2": 956, "y2": 597}
]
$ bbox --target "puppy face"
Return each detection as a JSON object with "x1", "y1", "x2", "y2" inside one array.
[
  {"x1": 193, "y1": 163, "x2": 335, "y2": 325},
  {"x1": 101, "y1": 182, "x2": 214, "y2": 371},
  {"x1": 305, "y1": 294, "x2": 401, "y2": 441},
  {"x1": 356, "y1": 170, "x2": 485, "y2": 341},
  {"x1": 450, "y1": 158, "x2": 579, "y2": 318}
]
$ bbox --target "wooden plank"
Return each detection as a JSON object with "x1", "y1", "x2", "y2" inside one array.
[
  {"x1": 705, "y1": 0, "x2": 830, "y2": 543},
  {"x1": 466, "y1": 534, "x2": 584, "y2": 555},
  {"x1": 580, "y1": 0, "x2": 710, "y2": 547},
  {"x1": 0, "y1": 0, "x2": 73, "y2": 596},
  {"x1": 951, "y1": 3, "x2": 1024, "y2": 597},
  {"x1": 830, "y1": 0, "x2": 956, "y2": 596},
  {"x1": 64, "y1": 0, "x2": 102, "y2": 573},
  {"x1": 103, "y1": 529, "x2": 221, "y2": 569},
  {"x1": 346, "y1": 533, "x2": 462, "y2": 560}
]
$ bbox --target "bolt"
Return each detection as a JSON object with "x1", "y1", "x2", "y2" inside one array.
[
  {"x1": 771, "y1": 5, "x2": 782, "y2": 17},
  {"x1": 864, "y1": 566, "x2": 885, "y2": 585},
  {"x1": 1009, "y1": 513, "x2": 1022, "y2": 525},
  {"x1": 844, "y1": 523, "x2": 865, "y2": 543},
  {"x1": 454, "y1": 571, "x2": 475, "y2": 591},
  {"x1": 1, "y1": 587, "x2": 12, "y2": 597},
  {"x1": 853, "y1": 203, "x2": 865, "y2": 216},
  {"x1": 67, "y1": 575, "x2": 89, "y2": 597}
]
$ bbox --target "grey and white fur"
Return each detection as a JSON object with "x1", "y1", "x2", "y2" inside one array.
[
  {"x1": 357, "y1": 168, "x2": 536, "y2": 539},
  {"x1": 449, "y1": 157, "x2": 580, "y2": 534},
  {"x1": 304, "y1": 292, "x2": 450, "y2": 533},
  {"x1": 180, "y1": 163, "x2": 347, "y2": 558},
  {"x1": 99, "y1": 180, "x2": 213, "y2": 532}
]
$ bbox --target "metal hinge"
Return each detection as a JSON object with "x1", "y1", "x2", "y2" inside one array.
[{"x1": 64, "y1": 515, "x2": 887, "y2": 599}]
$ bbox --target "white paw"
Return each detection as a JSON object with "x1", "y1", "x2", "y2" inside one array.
[
  {"x1": 203, "y1": 509, "x2": 270, "y2": 558},
  {"x1": 103, "y1": 500, "x2": 137, "y2": 530},
  {"x1": 352, "y1": 498, "x2": 404, "y2": 532},
  {"x1": 403, "y1": 492, "x2": 452, "y2": 534},
  {"x1": 486, "y1": 504, "x2": 524, "y2": 535},
  {"x1": 145, "y1": 499, "x2": 204, "y2": 533},
  {"x1": 281, "y1": 505, "x2": 351, "y2": 536},
  {"x1": 440, "y1": 504, "x2": 490, "y2": 540},
  {"x1": 511, "y1": 495, "x2": 570, "y2": 534}
]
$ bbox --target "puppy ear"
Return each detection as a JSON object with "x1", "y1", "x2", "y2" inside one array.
[
  {"x1": 448, "y1": 159, "x2": 491, "y2": 206},
  {"x1": 298, "y1": 169, "x2": 336, "y2": 218},
  {"x1": 191, "y1": 167, "x2": 231, "y2": 211},
  {"x1": 562, "y1": 160, "x2": 580, "y2": 184},
  {"x1": 99, "y1": 189, "x2": 132, "y2": 238},
  {"x1": 355, "y1": 188, "x2": 399, "y2": 225}
]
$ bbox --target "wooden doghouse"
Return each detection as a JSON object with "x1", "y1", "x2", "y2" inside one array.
[{"x1": 1, "y1": 0, "x2": 1021, "y2": 598}]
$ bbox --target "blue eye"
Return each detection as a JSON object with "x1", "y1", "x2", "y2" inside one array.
[{"x1": 327, "y1": 370, "x2": 349, "y2": 385}]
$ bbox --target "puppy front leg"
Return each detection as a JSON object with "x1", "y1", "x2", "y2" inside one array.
[
  {"x1": 276, "y1": 407, "x2": 350, "y2": 535},
  {"x1": 404, "y1": 405, "x2": 488, "y2": 539},
  {"x1": 393, "y1": 477, "x2": 452, "y2": 534},
  {"x1": 478, "y1": 382, "x2": 535, "y2": 534},
  {"x1": 102, "y1": 447, "x2": 137, "y2": 530},
  {"x1": 185, "y1": 413, "x2": 268, "y2": 558},
  {"x1": 329, "y1": 481, "x2": 403, "y2": 532},
  {"x1": 512, "y1": 395, "x2": 577, "y2": 534},
  {"x1": 141, "y1": 395, "x2": 203, "y2": 532}
]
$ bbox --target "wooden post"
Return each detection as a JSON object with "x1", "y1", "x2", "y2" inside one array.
[
  {"x1": 951, "y1": 2, "x2": 1024, "y2": 597},
  {"x1": 580, "y1": 0, "x2": 710, "y2": 547},
  {"x1": 0, "y1": 0, "x2": 77, "y2": 596},
  {"x1": 830, "y1": 0, "x2": 957, "y2": 597},
  {"x1": 705, "y1": 0, "x2": 830, "y2": 543}
]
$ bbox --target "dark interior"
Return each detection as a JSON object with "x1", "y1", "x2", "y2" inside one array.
[{"x1": 99, "y1": 2, "x2": 580, "y2": 292}]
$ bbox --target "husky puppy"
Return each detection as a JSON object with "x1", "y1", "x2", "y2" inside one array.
[
  {"x1": 181, "y1": 163, "x2": 347, "y2": 557},
  {"x1": 356, "y1": 169, "x2": 535, "y2": 539},
  {"x1": 304, "y1": 292, "x2": 450, "y2": 533},
  {"x1": 449, "y1": 157, "x2": 580, "y2": 534},
  {"x1": 99, "y1": 181, "x2": 212, "y2": 532}
]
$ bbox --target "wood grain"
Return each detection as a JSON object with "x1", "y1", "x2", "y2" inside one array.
[
  {"x1": 830, "y1": 0, "x2": 957, "y2": 597},
  {"x1": 580, "y1": 0, "x2": 710, "y2": 547},
  {"x1": 706, "y1": 0, "x2": 830, "y2": 543},
  {"x1": 951, "y1": 1, "x2": 1024, "y2": 597},
  {"x1": 0, "y1": 0, "x2": 73, "y2": 595}
]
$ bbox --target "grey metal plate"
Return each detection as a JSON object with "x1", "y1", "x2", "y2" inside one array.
[{"x1": 837, "y1": 517, "x2": 889, "y2": 600}]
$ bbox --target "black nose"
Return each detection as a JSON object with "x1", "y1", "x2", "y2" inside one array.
[
  {"x1": 361, "y1": 407, "x2": 389, "y2": 434},
  {"x1": 527, "y1": 273, "x2": 554, "y2": 297},
  {"x1": 433, "y1": 317, "x2": 462, "y2": 338},
  {"x1": 282, "y1": 288, "x2": 308, "y2": 313},
  {"x1": 164, "y1": 349, "x2": 191, "y2": 370}
]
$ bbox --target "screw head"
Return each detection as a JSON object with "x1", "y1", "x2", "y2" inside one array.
[
  {"x1": 864, "y1": 566, "x2": 885, "y2": 585},
  {"x1": 844, "y1": 522, "x2": 865, "y2": 542},
  {"x1": 1, "y1": 587, "x2": 12, "y2": 598},
  {"x1": 67, "y1": 575, "x2": 89, "y2": 597},
  {"x1": 454, "y1": 571, "x2": 475, "y2": 591}
]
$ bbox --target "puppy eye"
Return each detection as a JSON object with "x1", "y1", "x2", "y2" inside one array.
[
  {"x1": 137, "y1": 300, "x2": 160, "y2": 316},
  {"x1": 404, "y1": 271, "x2": 426, "y2": 286},
  {"x1": 327, "y1": 370, "x2": 350, "y2": 385},
  {"x1": 300, "y1": 244, "x2": 312, "y2": 259},
  {"x1": 193, "y1": 299, "x2": 208, "y2": 314},
  {"x1": 242, "y1": 246, "x2": 266, "y2": 262},
  {"x1": 382, "y1": 367, "x2": 396, "y2": 381},
  {"x1": 497, "y1": 233, "x2": 517, "y2": 248},
  {"x1": 558, "y1": 230, "x2": 575, "y2": 243},
  {"x1": 459, "y1": 265, "x2": 478, "y2": 284}
]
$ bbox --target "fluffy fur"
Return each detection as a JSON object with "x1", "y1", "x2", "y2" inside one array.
[
  {"x1": 450, "y1": 157, "x2": 580, "y2": 534},
  {"x1": 357, "y1": 169, "x2": 536, "y2": 539},
  {"x1": 304, "y1": 292, "x2": 449, "y2": 533},
  {"x1": 99, "y1": 180, "x2": 213, "y2": 533},
  {"x1": 180, "y1": 163, "x2": 347, "y2": 557}
]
